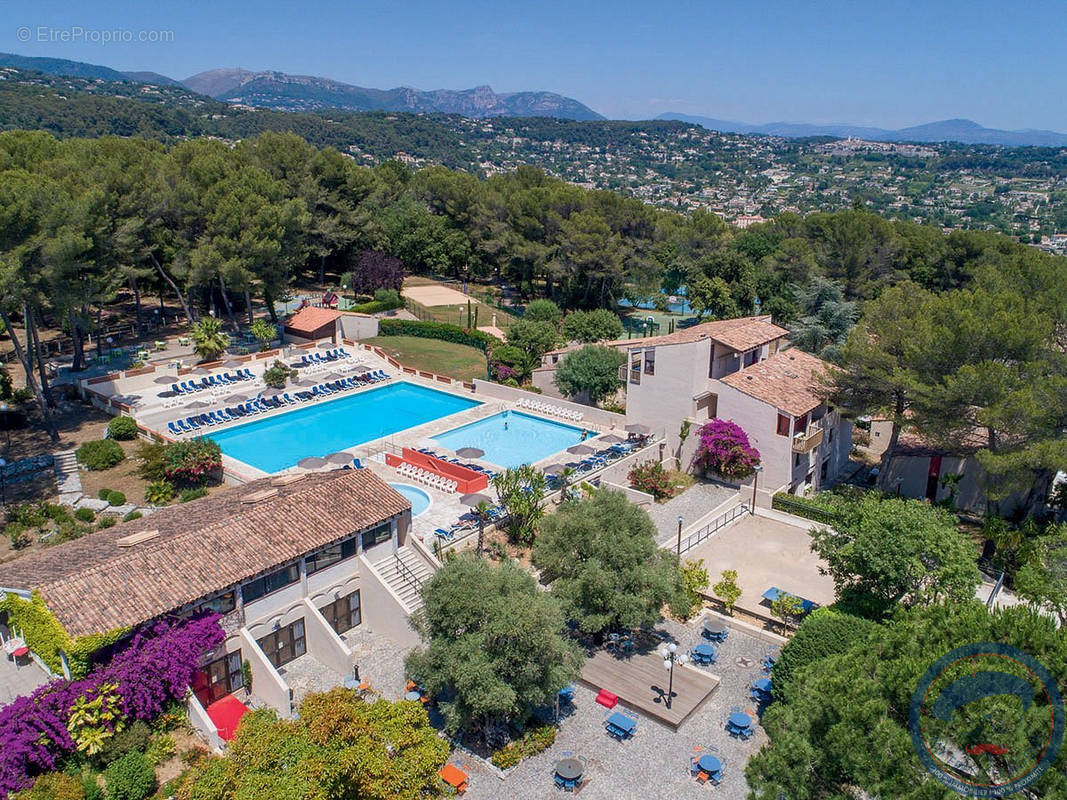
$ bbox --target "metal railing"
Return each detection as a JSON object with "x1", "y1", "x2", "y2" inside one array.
[
  {"x1": 394, "y1": 551, "x2": 424, "y2": 595},
  {"x1": 678, "y1": 502, "x2": 749, "y2": 555}
]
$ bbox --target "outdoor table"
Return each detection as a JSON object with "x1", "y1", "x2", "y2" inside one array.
[
  {"x1": 3, "y1": 637, "x2": 25, "y2": 656},
  {"x1": 728, "y1": 712, "x2": 752, "y2": 730},
  {"x1": 703, "y1": 619, "x2": 727, "y2": 638},
  {"x1": 693, "y1": 643, "x2": 715, "y2": 658},
  {"x1": 605, "y1": 711, "x2": 637, "y2": 737},
  {"x1": 753, "y1": 677, "x2": 772, "y2": 694},
  {"x1": 697, "y1": 754, "x2": 722, "y2": 775},
  {"x1": 555, "y1": 758, "x2": 583, "y2": 781},
  {"x1": 405, "y1": 690, "x2": 422, "y2": 701}
]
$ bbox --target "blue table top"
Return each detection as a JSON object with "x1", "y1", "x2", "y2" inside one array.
[
  {"x1": 754, "y1": 678, "x2": 772, "y2": 692},
  {"x1": 728, "y1": 712, "x2": 752, "y2": 728},
  {"x1": 762, "y1": 587, "x2": 817, "y2": 612},
  {"x1": 693, "y1": 643, "x2": 715, "y2": 656},
  {"x1": 697, "y1": 754, "x2": 722, "y2": 773},
  {"x1": 606, "y1": 712, "x2": 637, "y2": 732},
  {"x1": 405, "y1": 690, "x2": 422, "y2": 701}
]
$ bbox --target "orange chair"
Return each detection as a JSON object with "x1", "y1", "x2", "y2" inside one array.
[
  {"x1": 439, "y1": 764, "x2": 469, "y2": 794},
  {"x1": 405, "y1": 680, "x2": 418, "y2": 692}
]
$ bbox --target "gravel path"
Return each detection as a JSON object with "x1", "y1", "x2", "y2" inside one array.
[{"x1": 647, "y1": 482, "x2": 738, "y2": 545}]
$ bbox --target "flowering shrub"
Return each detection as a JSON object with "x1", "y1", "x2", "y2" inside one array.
[
  {"x1": 493, "y1": 363, "x2": 519, "y2": 382},
  {"x1": 162, "y1": 439, "x2": 221, "y2": 487},
  {"x1": 692, "y1": 419, "x2": 761, "y2": 480},
  {"x1": 0, "y1": 614, "x2": 224, "y2": 798},
  {"x1": 628, "y1": 460, "x2": 676, "y2": 501}
]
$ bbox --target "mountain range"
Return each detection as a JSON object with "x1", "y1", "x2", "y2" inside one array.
[
  {"x1": 0, "y1": 52, "x2": 602, "y2": 121},
  {"x1": 656, "y1": 112, "x2": 1067, "y2": 148},
  {"x1": 3, "y1": 52, "x2": 1067, "y2": 145}
]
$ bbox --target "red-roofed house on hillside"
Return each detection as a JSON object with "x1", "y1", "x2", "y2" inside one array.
[
  {"x1": 0, "y1": 469, "x2": 438, "y2": 741},
  {"x1": 284, "y1": 306, "x2": 341, "y2": 343},
  {"x1": 534, "y1": 315, "x2": 851, "y2": 495}
]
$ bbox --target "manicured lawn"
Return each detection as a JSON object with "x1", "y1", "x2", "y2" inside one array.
[{"x1": 363, "y1": 335, "x2": 488, "y2": 382}]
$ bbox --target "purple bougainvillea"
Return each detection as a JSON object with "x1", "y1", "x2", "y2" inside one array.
[
  {"x1": 691, "y1": 418, "x2": 761, "y2": 480},
  {"x1": 0, "y1": 614, "x2": 224, "y2": 798}
]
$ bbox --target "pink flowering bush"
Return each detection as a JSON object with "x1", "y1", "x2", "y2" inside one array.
[
  {"x1": 628, "y1": 460, "x2": 676, "y2": 501},
  {"x1": 163, "y1": 438, "x2": 222, "y2": 487},
  {"x1": 692, "y1": 419, "x2": 761, "y2": 480},
  {"x1": 0, "y1": 614, "x2": 224, "y2": 798}
]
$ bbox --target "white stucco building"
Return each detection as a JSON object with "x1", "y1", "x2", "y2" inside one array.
[{"x1": 535, "y1": 316, "x2": 852, "y2": 494}]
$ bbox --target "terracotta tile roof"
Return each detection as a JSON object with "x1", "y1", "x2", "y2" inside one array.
[
  {"x1": 0, "y1": 470, "x2": 409, "y2": 638},
  {"x1": 285, "y1": 306, "x2": 341, "y2": 335},
  {"x1": 546, "y1": 315, "x2": 788, "y2": 355},
  {"x1": 892, "y1": 425, "x2": 990, "y2": 457},
  {"x1": 719, "y1": 348, "x2": 831, "y2": 416}
]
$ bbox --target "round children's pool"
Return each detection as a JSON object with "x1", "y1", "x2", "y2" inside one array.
[{"x1": 389, "y1": 483, "x2": 431, "y2": 517}]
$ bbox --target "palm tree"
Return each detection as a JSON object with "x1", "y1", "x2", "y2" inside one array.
[
  {"x1": 475, "y1": 500, "x2": 491, "y2": 555},
  {"x1": 190, "y1": 317, "x2": 229, "y2": 362}
]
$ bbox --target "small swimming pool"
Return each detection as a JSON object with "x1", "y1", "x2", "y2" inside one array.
[
  {"x1": 432, "y1": 410, "x2": 586, "y2": 469},
  {"x1": 208, "y1": 382, "x2": 480, "y2": 473},
  {"x1": 389, "y1": 483, "x2": 431, "y2": 517}
]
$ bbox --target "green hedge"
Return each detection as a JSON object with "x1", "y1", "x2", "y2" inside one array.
[
  {"x1": 106, "y1": 416, "x2": 139, "y2": 441},
  {"x1": 376, "y1": 319, "x2": 499, "y2": 352},
  {"x1": 76, "y1": 440, "x2": 125, "y2": 471},
  {"x1": 771, "y1": 493, "x2": 842, "y2": 525},
  {"x1": 0, "y1": 592, "x2": 127, "y2": 677}
]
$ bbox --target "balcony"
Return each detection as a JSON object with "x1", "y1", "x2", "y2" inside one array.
[{"x1": 792, "y1": 428, "x2": 823, "y2": 454}]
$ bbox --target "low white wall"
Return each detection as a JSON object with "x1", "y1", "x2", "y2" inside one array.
[
  {"x1": 603, "y1": 481, "x2": 654, "y2": 508},
  {"x1": 302, "y1": 598, "x2": 353, "y2": 676},
  {"x1": 358, "y1": 554, "x2": 421, "y2": 648},
  {"x1": 238, "y1": 628, "x2": 292, "y2": 717},
  {"x1": 186, "y1": 692, "x2": 224, "y2": 752},
  {"x1": 471, "y1": 380, "x2": 625, "y2": 430}
]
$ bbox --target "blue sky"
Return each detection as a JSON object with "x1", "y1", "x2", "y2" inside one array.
[{"x1": 3, "y1": 0, "x2": 1065, "y2": 130}]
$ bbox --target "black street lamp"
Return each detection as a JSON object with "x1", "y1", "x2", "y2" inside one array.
[
  {"x1": 658, "y1": 642, "x2": 688, "y2": 710},
  {"x1": 675, "y1": 515, "x2": 684, "y2": 562},
  {"x1": 0, "y1": 458, "x2": 7, "y2": 505}
]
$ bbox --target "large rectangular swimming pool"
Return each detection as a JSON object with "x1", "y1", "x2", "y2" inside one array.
[
  {"x1": 209, "y1": 382, "x2": 480, "y2": 473},
  {"x1": 431, "y1": 410, "x2": 586, "y2": 468}
]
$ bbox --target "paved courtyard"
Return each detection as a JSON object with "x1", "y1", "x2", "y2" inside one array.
[
  {"x1": 0, "y1": 653, "x2": 49, "y2": 706},
  {"x1": 455, "y1": 615, "x2": 781, "y2": 800},
  {"x1": 685, "y1": 512, "x2": 836, "y2": 616}
]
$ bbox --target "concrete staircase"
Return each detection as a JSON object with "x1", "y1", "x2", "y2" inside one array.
[
  {"x1": 370, "y1": 547, "x2": 433, "y2": 613},
  {"x1": 53, "y1": 450, "x2": 82, "y2": 505}
]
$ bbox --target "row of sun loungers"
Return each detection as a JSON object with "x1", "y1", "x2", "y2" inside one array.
[
  {"x1": 166, "y1": 370, "x2": 390, "y2": 436},
  {"x1": 434, "y1": 505, "x2": 508, "y2": 542},
  {"x1": 545, "y1": 442, "x2": 639, "y2": 486},
  {"x1": 294, "y1": 348, "x2": 351, "y2": 367},
  {"x1": 170, "y1": 369, "x2": 254, "y2": 395},
  {"x1": 515, "y1": 397, "x2": 583, "y2": 421},
  {"x1": 396, "y1": 462, "x2": 459, "y2": 493},
  {"x1": 414, "y1": 448, "x2": 499, "y2": 480}
]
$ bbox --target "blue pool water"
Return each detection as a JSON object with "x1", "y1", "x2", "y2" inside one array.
[
  {"x1": 209, "y1": 382, "x2": 480, "y2": 473},
  {"x1": 389, "y1": 483, "x2": 431, "y2": 516},
  {"x1": 432, "y1": 410, "x2": 586, "y2": 468}
]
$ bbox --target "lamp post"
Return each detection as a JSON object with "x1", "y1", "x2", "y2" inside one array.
[
  {"x1": 0, "y1": 458, "x2": 7, "y2": 505},
  {"x1": 658, "y1": 642, "x2": 688, "y2": 709},
  {"x1": 751, "y1": 464, "x2": 763, "y2": 514},
  {"x1": 895, "y1": 477, "x2": 903, "y2": 497},
  {"x1": 676, "y1": 515, "x2": 684, "y2": 562}
]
